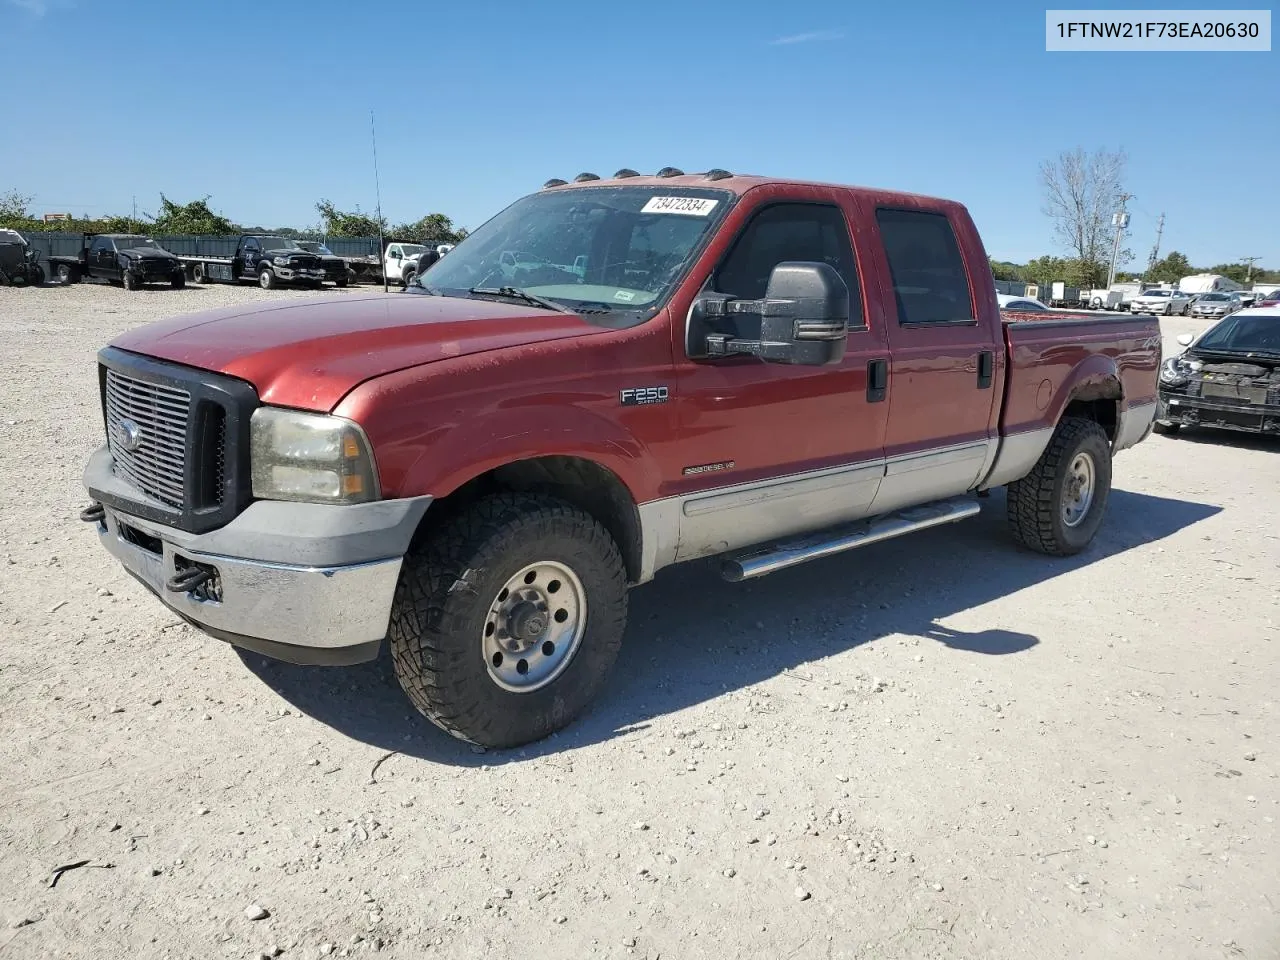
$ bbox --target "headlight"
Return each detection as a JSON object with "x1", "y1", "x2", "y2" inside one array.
[
  {"x1": 1159, "y1": 357, "x2": 1189, "y2": 387},
  {"x1": 250, "y1": 407, "x2": 379, "y2": 504}
]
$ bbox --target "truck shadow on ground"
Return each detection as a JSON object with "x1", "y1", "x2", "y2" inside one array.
[
  {"x1": 242, "y1": 487, "x2": 1220, "y2": 765},
  {"x1": 1157, "y1": 430, "x2": 1278, "y2": 453}
]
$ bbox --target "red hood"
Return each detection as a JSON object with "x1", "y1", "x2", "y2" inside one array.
[{"x1": 110, "y1": 293, "x2": 608, "y2": 411}]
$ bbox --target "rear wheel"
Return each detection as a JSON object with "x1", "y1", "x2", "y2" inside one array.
[
  {"x1": 402, "y1": 268, "x2": 416, "y2": 288},
  {"x1": 56, "y1": 263, "x2": 78, "y2": 284},
  {"x1": 259, "y1": 267, "x2": 277, "y2": 290},
  {"x1": 389, "y1": 494, "x2": 628, "y2": 749},
  {"x1": 1006, "y1": 416, "x2": 1112, "y2": 557},
  {"x1": 193, "y1": 263, "x2": 209, "y2": 284}
]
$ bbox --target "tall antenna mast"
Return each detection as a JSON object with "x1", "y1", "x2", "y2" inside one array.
[{"x1": 371, "y1": 110, "x2": 387, "y2": 293}]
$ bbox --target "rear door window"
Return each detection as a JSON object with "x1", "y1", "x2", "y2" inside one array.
[{"x1": 875, "y1": 209, "x2": 974, "y2": 325}]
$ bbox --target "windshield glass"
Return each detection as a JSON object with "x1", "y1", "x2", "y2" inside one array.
[
  {"x1": 260, "y1": 237, "x2": 303, "y2": 252},
  {"x1": 420, "y1": 186, "x2": 732, "y2": 318},
  {"x1": 114, "y1": 236, "x2": 158, "y2": 250},
  {"x1": 1144, "y1": 290, "x2": 1170, "y2": 297},
  {"x1": 1200, "y1": 293, "x2": 1228, "y2": 301},
  {"x1": 398, "y1": 244, "x2": 426, "y2": 256},
  {"x1": 1195, "y1": 313, "x2": 1280, "y2": 355}
]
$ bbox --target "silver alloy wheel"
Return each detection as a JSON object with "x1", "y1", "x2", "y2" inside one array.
[
  {"x1": 482, "y1": 561, "x2": 587, "y2": 693},
  {"x1": 1062, "y1": 451, "x2": 1096, "y2": 527},
  {"x1": 259, "y1": 269, "x2": 272, "y2": 289}
]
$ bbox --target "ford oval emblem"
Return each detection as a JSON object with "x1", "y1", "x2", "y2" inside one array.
[{"x1": 115, "y1": 418, "x2": 143, "y2": 452}]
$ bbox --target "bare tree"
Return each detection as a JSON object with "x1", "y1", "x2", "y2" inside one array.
[{"x1": 1040, "y1": 148, "x2": 1128, "y2": 276}]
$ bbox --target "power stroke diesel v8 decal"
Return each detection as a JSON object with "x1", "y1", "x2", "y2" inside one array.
[{"x1": 619, "y1": 386, "x2": 669, "y2": 406}]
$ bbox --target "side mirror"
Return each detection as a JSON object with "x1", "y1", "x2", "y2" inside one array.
[
  {"x1": 1176, "y1": 333, "x2": 1194, "y2": 347},
  {"x1": 389, "y1": 251, "x2": 400, "y2": 259},
  {"x1": 686, "y1": 262, "x2": 849, "y2": 366}
]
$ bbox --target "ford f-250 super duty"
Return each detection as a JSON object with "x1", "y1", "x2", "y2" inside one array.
[{"x1": 81, "y1": 168, "x2": 1161, "y2": 748}]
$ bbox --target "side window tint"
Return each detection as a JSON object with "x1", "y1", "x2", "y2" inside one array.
[
  {"x1": 875, "y1": 209, "x2": 974, "y2": 325},
  {"x1": 713, "y1": 203, "x2": 863, "y2": 326}
]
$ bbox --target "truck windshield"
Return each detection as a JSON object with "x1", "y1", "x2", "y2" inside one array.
[
  {"x1": 1194, "y1": 314, "x2": 1280, "y2": 356},
  {"x1": 420, "y1": 186, "x2": 732, "y2": 321},
  {"x1": 260, "y1": 237, "x2": 303, "y2": 252},
  {"x1": 114, "y1": 236, "x2": 158, "y2": 249}
]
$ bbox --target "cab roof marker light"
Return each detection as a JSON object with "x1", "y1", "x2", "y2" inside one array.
[
  {"x1": 542, "y1": 178, "x2": 568, "y2": 189},
  {"x1": 613, "y1": 168, "x2": 641, "y2": 179},
  {"x1": 655, "y1": 167, "x2": 684, "y2": 178},
  {"x1": 705, "y1": 168, "x2": 733, "y2": 181},
  {"x1": 573, "y1": 172, "x2": 601, "y2": 182}
]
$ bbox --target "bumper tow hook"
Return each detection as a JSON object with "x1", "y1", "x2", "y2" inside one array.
[
  {"x1": 80, "y1": 503, "x2": 105, "y2": 523},
  {"x1": 166, "y1": 567, "x2": 213, "y2": 594}
]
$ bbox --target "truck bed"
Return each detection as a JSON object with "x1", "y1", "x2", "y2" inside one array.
[{"x1": 999, "y1": 310, "x2": 1161, "y2": 438}]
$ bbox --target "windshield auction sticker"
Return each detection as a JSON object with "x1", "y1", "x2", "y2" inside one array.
[
  {"x1": 641, "y1": 197, "x2": 720, "y2": 216},
  {"x1": 1046, "y1": 9, "x2": 1271, "y2": 50}
]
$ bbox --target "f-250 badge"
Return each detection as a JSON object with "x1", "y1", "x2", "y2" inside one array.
[{"x1": 619, "y1": 386, "x2": 669, "y2": 406}]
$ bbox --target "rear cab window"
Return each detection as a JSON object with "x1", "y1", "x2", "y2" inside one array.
[{"x1": 875, "y1": 208, "x2": 975, "y2": 325}]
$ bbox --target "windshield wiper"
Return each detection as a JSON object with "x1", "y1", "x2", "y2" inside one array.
[{"x1": 468, "y1": 286, "x2": 572, "y2": 314}]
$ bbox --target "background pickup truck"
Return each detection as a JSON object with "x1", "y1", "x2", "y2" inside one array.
[
  {"x1": 179, "y1": 234, "x2": 327, "y2": 289},
  {"x1": 81, "y1": 170, "x2": 1160, "y2": 749},
  {"x1": 49, "y1": 233, "x2": 186, "y2": 289}
]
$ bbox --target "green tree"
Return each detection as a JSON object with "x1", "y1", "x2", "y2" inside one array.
[
  {"x1": 316, "y1": 200, "x2": 387, "y2": 237},
  {"x1": 1204, "y1": 263, "x2": 1254, "y2": 284},
  {"x1": 1022, "y1": 255, "x2": 1068, "y2": 287},
  {"x1": 150, "y1": 195, "x2": 237, "y2": 234},
  {"x1": 392, "y1": 212, "x2": 466, "y2": 244},
  {"x1": 0, "y1": 189, "x2": 32, "y2": 221},
  {"x1": 990, "y1": 259, "x2": 1025, "y2": 282},
  {"x1": 1146, "y1": 251, "x2": 1192, "y2": 284}
]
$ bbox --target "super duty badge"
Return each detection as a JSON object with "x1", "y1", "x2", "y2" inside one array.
[{"x1": 620, "y1": 386, "x2": 669, "y2": 406}]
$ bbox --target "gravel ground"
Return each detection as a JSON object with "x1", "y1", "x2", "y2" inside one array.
[{"x1": 1, "y1": 282, "x2": 1277, "y2": 960}]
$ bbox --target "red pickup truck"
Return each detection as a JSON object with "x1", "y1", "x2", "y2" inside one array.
[{"x1": 82, "y1": 169, "x2": 1160, "y2": 748}]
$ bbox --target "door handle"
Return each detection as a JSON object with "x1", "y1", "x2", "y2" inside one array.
[
  {"x1": 977, "y1": 351, "x2": 994, "y2": 389},
  {"x1": 867, "y1": 358, "x2": 888, "y2": 403}
]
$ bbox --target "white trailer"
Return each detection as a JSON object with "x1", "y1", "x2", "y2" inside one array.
[{"x1": 1179, "y1": 273, "x2": 1243, "y2": 294}]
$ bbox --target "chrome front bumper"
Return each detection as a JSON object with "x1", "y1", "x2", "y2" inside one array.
[{"x1": 96, "y1": 507, "x2": 402, "y2": 663}]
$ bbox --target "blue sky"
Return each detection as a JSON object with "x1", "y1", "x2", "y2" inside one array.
[{"x1": 2, "y1": 0, "x2": 1276, "y2": 268}]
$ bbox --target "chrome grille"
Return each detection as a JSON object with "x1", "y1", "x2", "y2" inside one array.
[{"x1": 105, "y1": 370, "x2": 190, "y2": 508}]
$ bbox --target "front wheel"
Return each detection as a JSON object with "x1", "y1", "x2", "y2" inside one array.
[
  {"x1": 389, "y1": 494, "x2": 628, "y2": 749},
  {"x1": 401, "y1": 268, "x2": 416, "y2": 288},
  {"x1": 259, "y1": 267, "x2": 277, "y2": 290},
  {"x1": 171, "y1": 271, "x2": 186, "y2": 289},
  {"x1": 122, "y1": 271, "x2": 140, "y2": 291},
  {"x1": 31, "y1": 264, "x2": 45, "y2": 286},
  {"x1": 1006, "y1": 416, "x2": 1113, "y2": 557}
]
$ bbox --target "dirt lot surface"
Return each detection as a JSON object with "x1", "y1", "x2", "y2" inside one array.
[{"x1": 1, "y1": 282, "x2": 1277, "y2": 960}]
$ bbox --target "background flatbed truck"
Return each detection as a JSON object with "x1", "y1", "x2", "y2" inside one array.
[{"x1": 178, "y1": 234, "x2": 328, "y2": 290}]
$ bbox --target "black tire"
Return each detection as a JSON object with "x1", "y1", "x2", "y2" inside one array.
[
  {"x1": 1006, "y1": 416, "x2": 1112, "y2": 557},
  {"x1": 32, "y1": 264, "x2": 45, "y2": 286},
  {"x1": 401, "y1": 268, "x2": 416, "y2": 288},
  {"x1": 336, "y1": 275, "x2": 348, "y2": 288},
  {"x1": 56, "y1": 263, "x2": 79, "y2": 284},
  {"x1": 1152, "y1": 420, "x2": 1180, "y2": 435},
  {"x1": 171, "y1": 271, "x2": 186, "y2": 290},
  {"x1": 193, "y1": 263, "x2": 209, "y2": 284},
  {"x1": 259, "y1": 267, "x2": 277, "y2": 290},
  {"x1": 122, "y1": 271, "x2": 140, "y2": 291},
  {"x1": 389, "y1": 494, "x2": 628, "y2": 749}
]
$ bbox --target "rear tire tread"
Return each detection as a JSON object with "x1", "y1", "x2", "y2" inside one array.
[{"x1": 1006, "y1": 416, "x2": 1112, "y2": 557}]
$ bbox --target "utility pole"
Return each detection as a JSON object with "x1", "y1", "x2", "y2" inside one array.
[
  {"x1": 371, "y1": 110, "x2": 387, "y2": 294},
  {"x1": 1105, "y1": 192, "x2": 1134, "y2": 289},
  {"x1": 1241, "y1": 256, "x2": 1260, "y2": 283},
  {"x1": 1145, "y1": 212, "x2": 1165, "y2": 278},
  {"x1": 131, "y1": 195, "x2": 137, "y2": 221}
]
